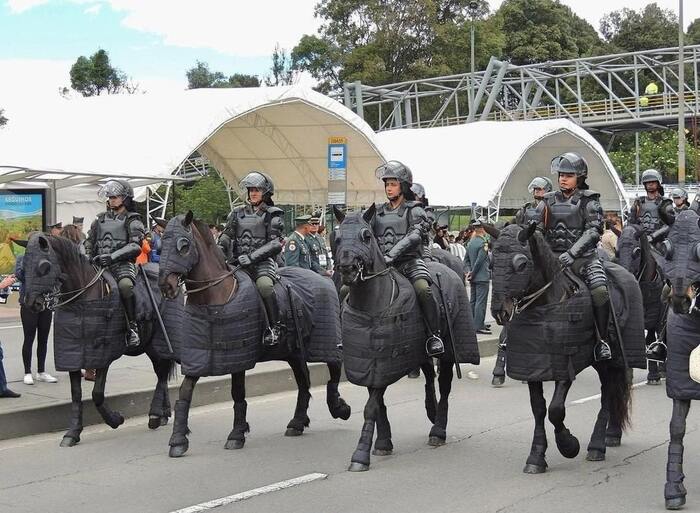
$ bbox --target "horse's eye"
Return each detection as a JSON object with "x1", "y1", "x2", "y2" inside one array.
[
  {"x1": 176, "y1": 237, "x2": 191, "y2": 255},
  {"x1": 360, "y1": 229, "x2": 371, "y2": 242},
  {"x1": 661, "y1": 240, "x2": 674, "y2": 260},
  {"x1": 632, "y1": 247, "x2": 641, "y2": 259},
  {"x1": 37, "y1": 259, "x2": 52, "y2": 277},
  {"x1": 512, "y1": 253, "x2": 528, "y2": 272},
  {"x1": 693, "y1": 244, "x2": 700, "y2": 262}
]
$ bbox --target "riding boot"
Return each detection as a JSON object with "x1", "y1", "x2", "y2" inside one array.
[
  {"x1": 417, "y1": 286, "x2": 445, "y2": 357},
  {"x1": 261, "y1": 293, "x2": 281, "y2": 347},
  {"x1": 123, "y1": 294, "x2": 140, "y2": 348},
  {"x1": 592, "y1": 302, "x2": 612, "y2": 361}
]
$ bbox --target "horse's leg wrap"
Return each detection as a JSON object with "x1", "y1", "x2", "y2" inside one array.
[
  {"x1": 373, "y1": 390, "x2": 393, "y2": 455},
  {"x1": 169, "y1": 376, "x2": 197, "y2": 457},
  {"x1": 60, "y1": 371, "x2": 84, "y2": 447},
  {"x1": 587, "y1": 366, "x2": 609, "y2": 460},
  {"x1": 226, "y1": 372, "x2": 249, "y2": 449},
  {"x1": 665, "y1": 399, "x2": 690, "y2": 507},
  {"x1": 286, "y1": 357, "x2": 311, "y2": 435},
  {"x1": 422, "y1": 360, "x2": 438, "y2": 424},
  {"x1": 349, "y1": 388, "x2": 380, "y2": 471},
  {"x1": 525, "y1": 382, "x2": 548, "y2": 473}
]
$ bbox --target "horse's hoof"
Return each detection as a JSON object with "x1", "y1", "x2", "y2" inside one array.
[
  {"x1": 586, "y1": 449, "x2": 606, "y2": 461},
  {"x1": 160, "y1": 416, "x2": 170, "y2": 427},
  {"x1": 60, "y1": 435, "x2": 80, "y2": 447},
  {"x1": 348, "y1": 462, "x2": 370, "y2": 472},
  {"x1": 491, "y1": 375, "x2": 505, "y2": 387},
  {"x1": 106, "y1": 413, "x2": 125, "y2": 429},
  {"x1": 428, "y1": 436, "x2": 446, "y2": 447},
  {"x1": 148, "y1": 416, "x2": 161, "y2": 430},
  {"x1": 330, "y1": 400, "x2": 351, "y2": 421},
  {"x1": 169, "y1": 443, "x2": 189, "y2": 458},
  {"x1": 523, "y1": 463, "x2": 547, "y2": 474},
  {"x1": 665, "y1": 497, "x2": 686, "y2": 510},
  {"x1": 285, "y1": 427, "x2": 304, "y2": 437},
  {"x1": 372, "y1": 448, "x2": 393, "y2": 456},
  {"x1": 605, "y1": 436, "x2": 621, "y2": 447},
  {"x1": 224, "y1": 439, "x2": 245, "y2": 450},
  {"x1": 555, "y1": 429, "x2": 580, "y2": 459}
]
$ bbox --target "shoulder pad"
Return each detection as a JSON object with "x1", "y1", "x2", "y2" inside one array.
[
  {"x1": 404, "y1": 201, "x2": 421, "y2": 208},
  {"x1": 635, "y1": 196, "x2": 645, "y2": 203},
  {"x1": 96, "y1": 212, "x2": 106, "y2": 221},
  {"x1": 581, "y1": 190, "x2": 600, "y2": 199},
  {"x1": 266, "y1": 206, "x2": 284, "y2": 216},
  {"x1": 232, "y1": 205, "x2": 246, "y2": 215},
  {"x1": 126, "y1": 211, "x2": 142, "y2": 219}
]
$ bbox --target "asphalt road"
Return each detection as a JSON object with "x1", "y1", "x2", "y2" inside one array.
[{"x1": 0, "y1": 358, "x2": 695, "y2": 513}]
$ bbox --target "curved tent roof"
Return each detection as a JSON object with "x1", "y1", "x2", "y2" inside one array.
[
  {"x1": 375, "y1": 119, "x2": 627, "y2": 212},
  {"x1": 0, "y1": 85, "x2": 386, "y2": 206}
]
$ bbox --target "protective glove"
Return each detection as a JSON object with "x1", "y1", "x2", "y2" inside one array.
[
  {"x1": 237, "y1": 254, "x2": 252, "y2": 267},
  {"x1": 384, "y1": 255, "x2": 394, "y2": 266},
  {"x1": 94, "y1": 254, "x2": 112, "y2": 267},
  {"x1": 558, "y1": 251, "x2": 574, "y2": 269}
]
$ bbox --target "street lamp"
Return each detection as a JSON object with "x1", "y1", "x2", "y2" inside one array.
[
  {"x1": 678, "y1": 0, "x2": 686, "y2": 184},
  {"x1": 468, "y1": 1, "x2": 479, "y2": 116}
]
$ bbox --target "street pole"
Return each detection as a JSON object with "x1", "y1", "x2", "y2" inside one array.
[
  {"x1": 469, "y1": 18, "x2": 475, "y2": 116},
  {"x1": 679, "y1": 0, "x2": 686, "y2": 184}
]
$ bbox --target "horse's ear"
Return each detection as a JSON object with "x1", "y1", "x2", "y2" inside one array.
[
  {"x1": 482, "y1": 223, "x2": 500, "y2": 240},
  {"x1": 183, "y1": 211, "x2": 194, "y2": 227},
  {"x1": 333, "y1": 205, "x2": 345, "y2": 223},
  {"x1": 11, "y1": 238, "x2": 27, "y2": 248},
  {"x1": 362, "y1": 203, "x2": 376, "y2": 224},
  {"x1": 518, "y1": 222, "x2": 537, "y2": 243},
  {"x1": 152, "y1": 216, "x2": 167, "y2": 229}
]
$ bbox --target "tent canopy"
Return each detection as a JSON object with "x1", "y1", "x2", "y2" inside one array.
[
  {"x1": 0, "y1": 86, "x2": 386, "y2": 206},
  {"x1": 375, "y1": 120, "x2": 627, "y2": 212}
]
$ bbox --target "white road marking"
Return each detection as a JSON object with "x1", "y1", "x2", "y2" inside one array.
[
  {"x1": 569, "y1": 381, "x2": 648, "y2": 405},
  {"x1": 170, "y1": 473, "x2": 328, "y2": 513}
]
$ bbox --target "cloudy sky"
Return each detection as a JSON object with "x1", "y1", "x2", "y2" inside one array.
[{"x1": 0, "y1": 0, "x2": 698, "y2": 101}]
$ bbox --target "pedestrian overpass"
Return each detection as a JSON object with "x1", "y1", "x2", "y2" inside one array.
[{"x1": 343, "y1": 45, "x2": 700, "y2": 135}]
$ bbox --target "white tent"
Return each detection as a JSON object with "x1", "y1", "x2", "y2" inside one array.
[
  {"x1": 0, "y1": 85, "x2": 386, "y2": 207},
  {"x1": 375, "y1": 119, "x2": 628, "y2": 212}
]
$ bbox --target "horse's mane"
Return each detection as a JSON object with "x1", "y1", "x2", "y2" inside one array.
[
  {"x1": 528, "y1": 230, "x2": 575, "y2": 300},
  {"x1": 192, "y1": 217, "x2": 228, "y2": 269},
  {"x1": 48, "y1": 235, "x2": 89, "y2": 270}
]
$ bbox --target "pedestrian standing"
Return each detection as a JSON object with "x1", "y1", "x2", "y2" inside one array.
[
  {"x1": 0, "y1": 274, "x2": 20, "y2": 397},
  {"x1": 464, "y1": 219, "x2": 492, "y2": 335},
  {"x1": 14, "y1": 249, "x2": 57, "y2": 385}
]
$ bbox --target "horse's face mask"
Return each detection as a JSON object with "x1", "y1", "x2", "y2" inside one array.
[
  {"x1": 158, "y1": 211, "x2": 199, "y2": 299},
  {"x1": 23, "y1": 234, "x2": 62, "y2": 312},
  {"x1": 660, "y1": 210, "x2": 700, "y2": 315},
  {"x1": 616, "y1": 224, "x2": 643, "y2": 275},
  {"x1": 333, "y1": 205, "x2": 377, "y2": 286},
  {"x1": 490, "y1": 224, "x2": 535, "y2": 324}
]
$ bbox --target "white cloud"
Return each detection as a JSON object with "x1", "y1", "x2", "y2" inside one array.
[
  {"x1": 6, "y1": 0, "x2": 50, "y2": 13},
  {"x1": 83, "y1": 3, "x2": 101, "y2": 15}
]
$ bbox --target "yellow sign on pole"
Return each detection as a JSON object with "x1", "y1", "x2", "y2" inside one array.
[{"x1": 328, "y1": 136, "x2": 347, "y2": 145}]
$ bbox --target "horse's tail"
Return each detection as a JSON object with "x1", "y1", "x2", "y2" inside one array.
[
  {"x1": 167, "y1": 357, "x2": 179, "y2": 382},
  {"x1": 608, "y1": 365, "x2": 632, "y2": 432}
]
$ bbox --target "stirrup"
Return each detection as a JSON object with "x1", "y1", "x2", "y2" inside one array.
[
  {"x1": 646, "y1": 340, "x2": 667, "y2": 363},
  {"x1": 126, "y1": 323, "x2": 140, "y2": 348},
  {"x1": 594, "y1": 340, "x2": 612, "y2": 362},
  {"x1": 263, "y1": 325, "x2": 280, "y2": 347},
  {"x1": 426, "y1": 334, "x2": 445, "y2": 357}
]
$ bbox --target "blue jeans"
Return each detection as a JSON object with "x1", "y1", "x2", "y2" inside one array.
[{"x1": 0, "y1": 342, "x2": 7, "y2": 393}]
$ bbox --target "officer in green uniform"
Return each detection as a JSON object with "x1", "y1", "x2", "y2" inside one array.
[
  {"x1": 306, "y1": 211, "x2": 331, "y2": 275},
  {"x1": 284, "y1": 215, "x2": 312, "y2": 269}
]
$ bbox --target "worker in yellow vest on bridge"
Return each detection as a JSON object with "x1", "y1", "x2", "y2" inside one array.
[{"x1": 640, "y1": 80, "x2": 659, "y2": 108}]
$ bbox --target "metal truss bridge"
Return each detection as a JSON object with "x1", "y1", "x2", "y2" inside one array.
[{"x1": 341, "y1": 45, "x2": 700, "y2": 135}]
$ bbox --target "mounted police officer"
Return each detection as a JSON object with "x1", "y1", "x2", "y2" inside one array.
[
  {"x1": 285, "y1": 215, "x2": 313, "y2": 270},
  {"x1": 410, "y1": 182, "x2": 436, "y2": 261},
  {"x1": 371, "y1": 161, "x2": 444, "y2": 357},
  {"x1": 516, "y1": 176, "x2": 552, "y2": 225},
  {"x1": 85, "y1": 180, "x2": 145, "y2": 347},
  {"x1": 671, "y1": 187, "x2": 690, "y2": 214},
  {"x1": 536, "y1": 152, "x2": 611, "y2": 361},
  {"x1": 219, "y1": 172, "x2": 284, "y2": 346},
  {"x1": 629, "y1": 169, "x2": 671, "y2": 238}
]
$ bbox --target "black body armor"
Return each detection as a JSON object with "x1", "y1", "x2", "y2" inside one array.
[
  {"x1": 515, "y1": 201, "x2": 542, "y2": 226},
  {"x1": 85, "y1": 211, "x2": 144, "y2": 280},
  {"x1": 372, "y1": 201, "x2": 427, "y2": 263},
  {"x1": 629, "y1": 196, "x2": 665, "y2": 235},
  {"x1": 538, "y1": 190, "x2": 602, "y2": 257}
]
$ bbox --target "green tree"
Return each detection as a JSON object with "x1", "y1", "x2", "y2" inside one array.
[
  {"x1": 186, "y1": 61, "x2": 260, "y2": 89},
  {"x1": 0, "y1": 109, "x2": 7, "y2": 127},
  {"x1": 686, "y1": 18, "x2": 700, "y2": 45},
  {"x1": 600, "y1": 3, "x2": 678, "y2": 53},
  {"x1": 69, "y1": 49, "x2": 129, "y2": 96},
  {"x1": 172, "y1": 171, "x2": 233, "y2": 224},
  {"x1": 266, "y1": 44, "x2": 295, "y2": 86},
  {"x1": 496, "y1": 0, "x2": 603, "y2": 65}
]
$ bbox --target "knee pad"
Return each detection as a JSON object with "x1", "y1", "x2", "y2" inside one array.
[
  {"x1": 256, "y1": 276, "x2": 275, "y2": 299},
  {"x1": 413, "y1": 278, "x2": 431, "y2": 300},
  {"x1": 118, "y1": 278, "x2": 134, "y2": 297},
  {"x1": 590, "y1": 285, "x2": 609, "y2": 307}
]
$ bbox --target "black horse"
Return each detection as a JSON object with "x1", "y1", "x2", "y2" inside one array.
[
  {"x1": 334, "y1": 206, "x2": 479, "y2": 472},
  {"x1": 20, "y1": 233, "x2": 180, "y2": 447},
  {"x1": 490, "y1": 223, "x2": 646, "y2": 472},
  {"x1": 617, "y1": 223, "x2": 668, "y2": 384},
  {"x1": 158, "y1": 212, "x2": 349, "y2": 457},
  {"x1": 657, "y1": 209, "x2": 700, "y2": 510}
]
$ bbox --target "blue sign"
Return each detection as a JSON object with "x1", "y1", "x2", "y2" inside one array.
[{"x1": 328, "y1": 143, "x2": 347, "y2": 170}]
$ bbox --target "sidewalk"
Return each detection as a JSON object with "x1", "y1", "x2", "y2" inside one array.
[{"x1": 0, "y1": 304, "x2": 501, "y2": 440}]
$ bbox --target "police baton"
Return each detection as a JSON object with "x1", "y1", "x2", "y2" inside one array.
[
  {"x1": 435, "y1": 272, "x2": 462, "y2": 379},
  {"x1": 140, "y1": 264, "x2": 174, "y2": 355}
]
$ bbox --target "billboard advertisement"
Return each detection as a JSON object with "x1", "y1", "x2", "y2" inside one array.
[{"x1": 0, "y1": 189, "x2": 46, "y2": 273}]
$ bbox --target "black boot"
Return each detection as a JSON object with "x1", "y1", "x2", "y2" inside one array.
[
  {"x1": 593, "y1": 302, "x2": 612, "y2": 361},
  {"x1": 123, "y1": 294, "x2": 140, "y2": 347},
  {"x1": 646, "y1": 339, "x2": 668, "y2": 363},
  {"x1": 419, "y1": 286, "x2": 445, "y2": 357},
  {"x1": 261, "y1": 293, "x2": 281, "y2": 347}
]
